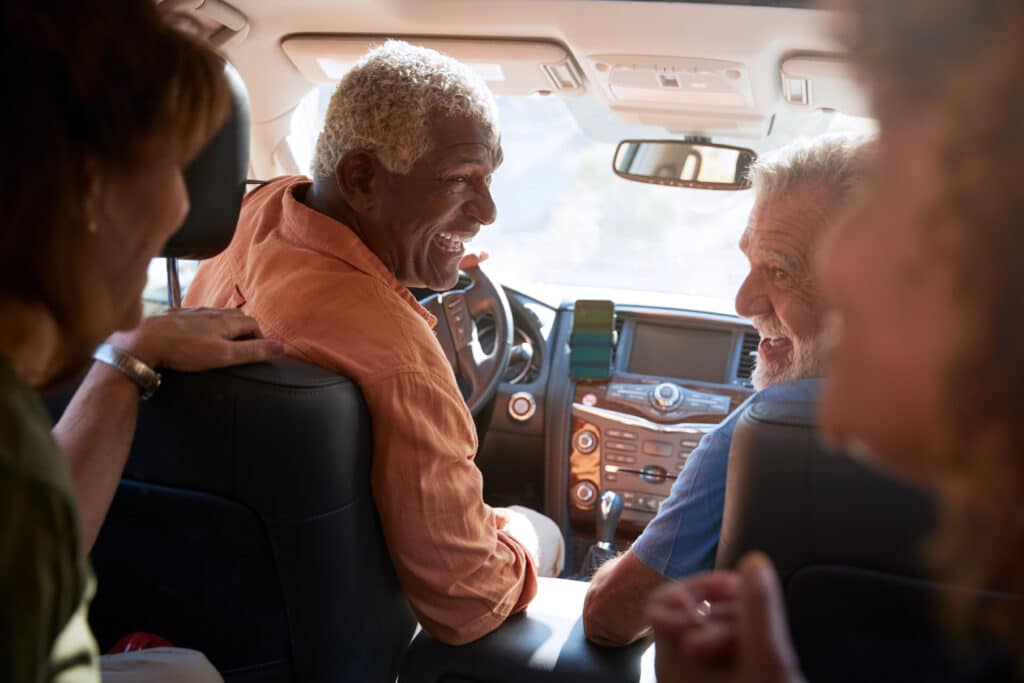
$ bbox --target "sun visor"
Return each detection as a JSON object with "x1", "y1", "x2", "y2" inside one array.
[
  {"x1": 281, "y1": 35, "x2": 584, "y2": 96},
  {"x1": 779, "y1": 54, "x2": 869, "y2": 116}
]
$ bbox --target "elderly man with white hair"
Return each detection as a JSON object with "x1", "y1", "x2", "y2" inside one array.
[
  {"x1": 582, "y1": 134, "x2": 875, "y2": 647},
  {"x1": 185, "y1": 40, "x2": 562, "y2": 645}
]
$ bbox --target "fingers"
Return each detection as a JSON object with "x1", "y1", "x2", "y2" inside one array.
[
  {"x1": 217, "y1": 338, "x2": 285, "y2": 368},
  {"x1": 128, "y1": 307, "x2": 282, "y2": 371},
  {"x1": 646, "y1": 571, "x2": 741, "y2": 638},
  {"x1": 458, "y1": 249, "x2": 490, "y2": 270},
  {"x1": 681, "y1": 618, "x2": 738, "y2": 660},
  {"x1": 220, "y1": 311, "x2": 263, "y2": 340},
  {"x1": 736, "y1": 552, "x2": 801, "y2": 676}
]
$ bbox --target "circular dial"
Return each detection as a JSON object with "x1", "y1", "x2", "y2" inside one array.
[
  {"x1": 574, "y1": 430, "x2": 598, "y2": 454},
  {"x1": 650, "y1": 382, "x2": 682, "y2": 411}
]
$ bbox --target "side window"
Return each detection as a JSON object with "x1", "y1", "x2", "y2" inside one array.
[{"x1": 142, "y1": 258, "x2": 201, "y2": 316}]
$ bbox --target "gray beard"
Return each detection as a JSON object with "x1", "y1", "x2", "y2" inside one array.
[{"x1": 751, "y1": 332, "x2": 825, "y2": 391}]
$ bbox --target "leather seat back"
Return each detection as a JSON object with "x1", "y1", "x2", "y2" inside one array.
[
  {"x1": 86, "y1": 361, "x2": 416, "y2": 682},
  {"x1": 716, "y1": 400, "x2": 1015, "y2": 683}
]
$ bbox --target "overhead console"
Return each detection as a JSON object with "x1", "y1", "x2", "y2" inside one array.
[
  {"x1": 585, "y1": 53, "x2": 770, "y2": 138},
  {"x1": 564, "y1": 304, "x2": 756, "y2": 538}
]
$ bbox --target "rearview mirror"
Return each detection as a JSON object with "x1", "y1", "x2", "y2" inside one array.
[{"x1": 612, "y1": 140, "x2": 756, "y2": 190}]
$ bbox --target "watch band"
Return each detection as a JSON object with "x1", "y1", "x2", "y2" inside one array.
[{"x1": 92, "y1": 343, "x2": 162, "y2": 400}]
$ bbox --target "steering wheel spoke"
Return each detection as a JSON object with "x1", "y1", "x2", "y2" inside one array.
[{"x1": 419, "y1": 266, "x2": 513, "y2": 416}]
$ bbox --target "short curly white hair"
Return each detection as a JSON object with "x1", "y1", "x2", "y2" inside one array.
[{"x1": 311, "y1": 40, "x2": 499, "y2": 180}]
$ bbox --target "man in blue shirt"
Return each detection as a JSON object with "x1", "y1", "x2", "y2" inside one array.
[{"x1": 582, "y1": 134, "x2": 875, "y2": 646}]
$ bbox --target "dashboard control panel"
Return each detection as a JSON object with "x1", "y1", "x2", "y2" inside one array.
[
  {"x1": 605, "y1": 381, "x2": 731, "y2": 421},
  {"x1": 569, "y1": 402, "x2": 716, "y2": 526},
  {"x1": 567, "y1": 374, "x2": 751, "y2": 536}
]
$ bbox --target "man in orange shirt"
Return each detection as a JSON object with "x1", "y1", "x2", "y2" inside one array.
[{"x1": 185, "y1": 40, "x2": 563, "y2": 645}]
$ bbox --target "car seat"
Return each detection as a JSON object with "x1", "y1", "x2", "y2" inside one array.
[{"x1": 717, "y1": 399, "x2": 1016, "y2": 683}]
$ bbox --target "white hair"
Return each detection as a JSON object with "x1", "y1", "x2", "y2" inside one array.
[
  {"x1": 311, "y1": 40, "x2": 499, "y2": 180},
  {"x1": 748, "y1": 133, "x2": 876, "y2": 212}
]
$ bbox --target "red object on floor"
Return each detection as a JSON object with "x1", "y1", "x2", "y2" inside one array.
[{"x1": 107, "y1": 632, "x2": 174, "y2": 654}]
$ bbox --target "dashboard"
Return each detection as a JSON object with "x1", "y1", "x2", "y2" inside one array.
[{"x1": 475, "y1": 289, "x2": 758, "y2": 552}]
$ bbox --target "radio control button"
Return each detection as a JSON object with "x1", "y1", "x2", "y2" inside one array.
[
  {"x1": 575, "y1": 430, "x2": 598, "y2": 454},
  {"x1": 573, "y1": 481, "x2": 598, "y2": 508},
  {"x1": 642, "y1": 440, "x2": 674, "y2": 457},
  {"x1": 641, "y1": 465, "x2": 669, "y2": 484},
  {"x1": 607, "y1": 429, "x2": 637, "y2": 440},
  {"x1": 606, "y1": 441, "x2": 637, "y2": 452}
]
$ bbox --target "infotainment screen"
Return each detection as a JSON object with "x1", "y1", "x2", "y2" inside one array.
[{"x1": 628, "y1": 323, "x2": 733, "y2": 383}]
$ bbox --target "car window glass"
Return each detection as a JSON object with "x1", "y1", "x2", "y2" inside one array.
[{"x1": 288, "y1": 86, "x2": 875, "y2": 314}]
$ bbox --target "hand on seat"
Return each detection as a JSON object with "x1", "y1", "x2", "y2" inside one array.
[
  {"x1": 646, "y1": 552, "x2": 805, "y2": 683},
  {"x1": 109, "y1": 307, "x2": 284, "y2": 370}
]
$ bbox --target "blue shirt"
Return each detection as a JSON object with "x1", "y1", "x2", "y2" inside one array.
[{"x1": 631, "y1": 378, "x2": 820, "y2": 578}]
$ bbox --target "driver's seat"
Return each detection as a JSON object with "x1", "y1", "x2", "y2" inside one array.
[{"x1": 54, "y1": 66, "x2": 416, "y2": 682}]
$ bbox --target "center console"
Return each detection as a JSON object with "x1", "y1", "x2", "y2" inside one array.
[
  {"x1": 568, "y1": 377, "x2": 750, "y2": 535},
  {"x1": 562, "y1": 305, "x2": 756, "y2": 540}
]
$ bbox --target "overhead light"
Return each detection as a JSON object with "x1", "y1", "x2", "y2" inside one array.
[{"x1": 471, "y1": 63, "x2": 505, "y2": 82}]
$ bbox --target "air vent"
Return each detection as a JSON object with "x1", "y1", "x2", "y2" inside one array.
[
  {"x1": 736, "y1": 331, "x2": 759, "y2": 386},
  {"x1": 610, "y1": 314, "x2": 626, "y2": 366}
]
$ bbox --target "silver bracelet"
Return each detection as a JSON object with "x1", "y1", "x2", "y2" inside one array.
[{"x1": 92, "y1": 343, "x2": 162, "y2": 400}]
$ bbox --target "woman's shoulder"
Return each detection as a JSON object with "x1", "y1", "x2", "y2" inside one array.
[{"x1": 0, "y1": 360, "x2": 74, "y2": 499}]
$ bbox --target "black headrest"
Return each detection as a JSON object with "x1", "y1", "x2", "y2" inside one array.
[{"x1": 161, "y1": 62, "x2": 250, "y2": 260}]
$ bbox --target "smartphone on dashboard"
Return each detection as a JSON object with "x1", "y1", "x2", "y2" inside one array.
[{"x1": 570, "y1": 299, "x2": 616, "y2": 381}]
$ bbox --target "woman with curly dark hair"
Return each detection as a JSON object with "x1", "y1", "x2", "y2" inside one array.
[{"x1": 647, "y1": 1, "x2": 1024, "y2": 681}]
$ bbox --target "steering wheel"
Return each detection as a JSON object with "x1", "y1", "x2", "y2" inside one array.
[{"x1": 420, "y1": 266, "x2": 513, "y2": 416}]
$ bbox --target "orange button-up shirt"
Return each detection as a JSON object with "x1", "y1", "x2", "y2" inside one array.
[{"x1": 184, "y1": 176, "x2": 537, "y2": 644}]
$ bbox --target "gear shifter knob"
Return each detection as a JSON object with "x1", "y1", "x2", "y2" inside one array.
[{"x1": 595, "y1": 490, "x2": 623, "y2": 550}]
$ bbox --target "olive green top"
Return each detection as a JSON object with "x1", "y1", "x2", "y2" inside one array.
[{"x1": 0, "y1": 357, "x2": 99, "y2": 682}]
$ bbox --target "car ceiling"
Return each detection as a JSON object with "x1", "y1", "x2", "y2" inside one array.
[{"x1": 172, "y1": 0, "x2": 849, "y2": 176}]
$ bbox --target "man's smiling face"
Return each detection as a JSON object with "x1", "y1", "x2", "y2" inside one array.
[
  {"x1": 368, "y1": 113, "x2": 501, "y2": 290},
  {"x1": 734, "y1": 181, "x2": 832, "y2": 390}
]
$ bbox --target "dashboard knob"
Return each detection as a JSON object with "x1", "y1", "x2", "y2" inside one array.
[
  {"x1": 650, "y1": 382, "x2": 682, "y2": 411},
  {"x1": 574, "y1": 429, "x2": 598, "y2": 454},
  {"x1": 573, "y1": 481, "x2": 598, "y2": 509},
  {"x1": 641, "y1": 465, "x2": 669, "y2": 484},
  {"x1": 508, "y1": 391, "x2": 537, "y2": 422}
]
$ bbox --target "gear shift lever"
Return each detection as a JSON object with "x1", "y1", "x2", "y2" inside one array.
[
  {"x1": 580, "y1": 490, "x2": 623, "y2": 579},
  {"x1": 595, "y1": 490, "x2": 623, "y2": 550}
]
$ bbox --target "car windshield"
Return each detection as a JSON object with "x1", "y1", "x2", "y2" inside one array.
[{"x1": 288, "y1": 86, "x2": 875, "y2": 314}]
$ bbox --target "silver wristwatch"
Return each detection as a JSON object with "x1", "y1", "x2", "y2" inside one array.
[{"x1": 92, "y1": 343, "x2": 162, "y2": 400}]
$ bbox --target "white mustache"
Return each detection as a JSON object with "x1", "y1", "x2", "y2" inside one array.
[{"x1": 753, "y1": 315, "x2": 790, "y2": 340}]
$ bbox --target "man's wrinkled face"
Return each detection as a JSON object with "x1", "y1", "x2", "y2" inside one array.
[
  {"x1": 371, "y1": 114, "x2": 501, "y2": 290},
  {"x1": 735, "y1": 183, "x2": 833, "y2": 390}
]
